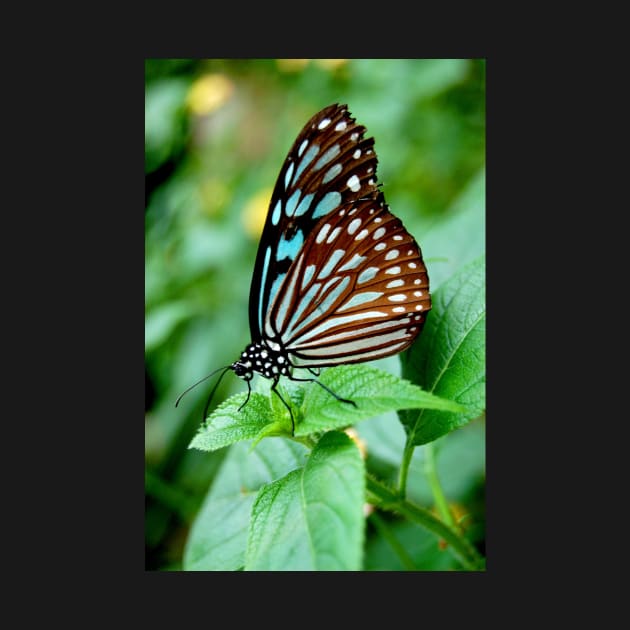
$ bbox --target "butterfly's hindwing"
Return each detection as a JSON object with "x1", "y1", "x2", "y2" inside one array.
[
  {"x1": 264, "y1": 192, "x2": 431, "y2": 367},
  {"x1": 248, "y1": 104, "x2": 380, "y2": 340}
]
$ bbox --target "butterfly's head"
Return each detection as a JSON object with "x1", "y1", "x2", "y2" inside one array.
[{"x1": 231, "y1": 357, "x2": 254, "y2": 381}]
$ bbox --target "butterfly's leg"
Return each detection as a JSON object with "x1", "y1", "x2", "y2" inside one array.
[
  {"x1": 200, "y1": 366, "x2": 234, "y2": 422},
  {"x1": 237, "y1": 379, "x2": 252, "y2": 413},
  {"x1": 289, "y1": 376, "x2": 357, "y2": 408},
  {"x1": 306, "y1": 367, "x2": 321, "y2": 377},
  {"x1": 270, "y1": 379, "x2": 295, "y2": 434}
]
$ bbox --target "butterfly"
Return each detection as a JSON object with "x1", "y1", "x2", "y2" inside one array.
[{"x1": 178, "y1": 103, "x2": 431, "y2": 431}]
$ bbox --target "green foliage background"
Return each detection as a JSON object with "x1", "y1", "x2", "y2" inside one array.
[{"x1": 145, "y1": 58, "x2": 485, "y2": 570}]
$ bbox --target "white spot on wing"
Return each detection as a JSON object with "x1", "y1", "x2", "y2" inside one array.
[
  {"x1": 335, "y1": 121, "x2": 347, "y2": 131},
  {"x1": 326, "y1": 226, "x2": 342, "y2": 243},
  {"x1": 317, "y1": 249, "x2": 346, "y2": 279},
  {"x1": 318, "y1": 118, "x2": 331, "y2": 129},
  {"x1": 316, "y1": 223, "x2": 331, "y2": 244},
  {"x1": 294, "y1": 317, "x2": 411, "y2": 347},
  {"x1": 357, "y1": 266, "x2": 379, "y2": 284},
  {"x1": 353, "y1": 149, "x2": 361, "y2": 159},
  {"x1": 284, "y1": 162, "x2": 294, "y2": 190},
  {"x1": 355, "y1": 229, "x2": 369, "y2": 240},
  {"x1": 338, "y1": 291, "x2": 384, "y2": 312},
  {"x1": 298, "y1": 139, "x2": 308, "y2": 157},
  {"x1": 271, "y1": 199, "x2": 282, "y2": 226},
  {"x1": 339, "y1": 253, "x2": 366, "y2": 271},
  {"x1": 392, "y1": 306, "x2": 406, "y2": 313},
  {"x1": 313, "y1": 144, "x2": 341, "y2": 171},
  {"x1": 373, "y1": 227, "x2": 386, "y2": 240},
  {"x1": 348, "y1": 218, "x2": 362, "y2": 235},
  {"x1": 374, "y1": 243, "x2": 386, "y2": 251},
  {"x1": 347, "y1": 174, "x2": 361, "y2": 192},
  {"x1": 385, "y1": 249, "x2": 399, "y2": 261},
  {"x1": 386, "y1": 279, "x2": 404, "y2": 288},
  {"x1": 302, "y1": 264, "x2": 316, "y2": 289},
  {"x1": 292, "y1": 311, "x2": 391, "y2": 345},
  {"x1": 385, "y1": 266, "x2": 401, "y2": 275},
  {"x1": 388, "y1": 294, "x2": 407, "y2": 302},
  {"x1": 323, "y1": 163, "x2": 342, "y2": 183}
]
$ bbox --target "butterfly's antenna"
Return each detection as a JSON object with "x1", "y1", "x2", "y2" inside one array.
[
  {"x1": 202, "y1": 366, "x2": 232, "y2": 421},
  {"x1": 175, "y1": 365, "x2": 232, "y2": 408}
]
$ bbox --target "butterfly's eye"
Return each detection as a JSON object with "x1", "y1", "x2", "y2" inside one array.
[{"x1": 232, "y1": 361, "x2": 253, "y2": 380}]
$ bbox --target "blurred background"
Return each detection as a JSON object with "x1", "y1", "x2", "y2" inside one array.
[{"x1": 145, "y1": 58, "x2": 486, "y2": 570}]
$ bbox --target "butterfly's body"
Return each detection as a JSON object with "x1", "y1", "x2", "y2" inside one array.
[
  {"x1": 178, "y1": 104, "x2": 432, "y2": 430},
  {"x1": 231, "y1": 341, "x2": 291, "y2": 382}
]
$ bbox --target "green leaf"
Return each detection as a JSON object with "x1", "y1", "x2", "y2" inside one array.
[
  {"x1": 245, "y1": 431, "x2": 365, "y2": 571},
  {"x1": 187, "y1": 365, "x2": 462, "y2": 450},
  {"x1": 297, "y1": 364, "x2": 464, "y2": 436},
  {"x1": 183, "y1": 438, "x2": 309, "y2": 571},
  {"x1": 401, "y1": 255, "x2": 486, "y2": 446},
  {"x1": 188, "y1": 393, "x2": 276, "y2": 452}
]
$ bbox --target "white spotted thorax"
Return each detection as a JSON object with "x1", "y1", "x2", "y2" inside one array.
[
  {"x1": 229, "y1": 103, "x2": 431, "y2": 424},
  {"x1": 232, "y1": 342, "x2": 291, "y2": 381}
]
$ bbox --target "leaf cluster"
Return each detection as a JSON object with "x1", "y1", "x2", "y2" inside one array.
[{"x1": 185, "y1": 257, "x2": 485, "y2": 570}]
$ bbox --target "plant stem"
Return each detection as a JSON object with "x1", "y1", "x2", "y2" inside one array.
[
  {"x1": 291, "y1": 434, "x2": 318, "y2": 450},
  {"x1": 397, "y1": 438, "x2": 415, "y2": 498},
  {"x1": 424, "y1": 442, "x2": 456, "y2": 530},
  {"x1": 366, "y1": 474, "x2": 485, "y2": 571},
  {"x1": 368, "y1": 512, "x2": 417, "y2": 571}
]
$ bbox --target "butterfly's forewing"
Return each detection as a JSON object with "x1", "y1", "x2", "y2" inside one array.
[
  {"x1": 264, "y1": 192, "x2": 431, "y2": 367},
  {"x1": 248, "y1": 104, "x2": 380, "y2": 340}
]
